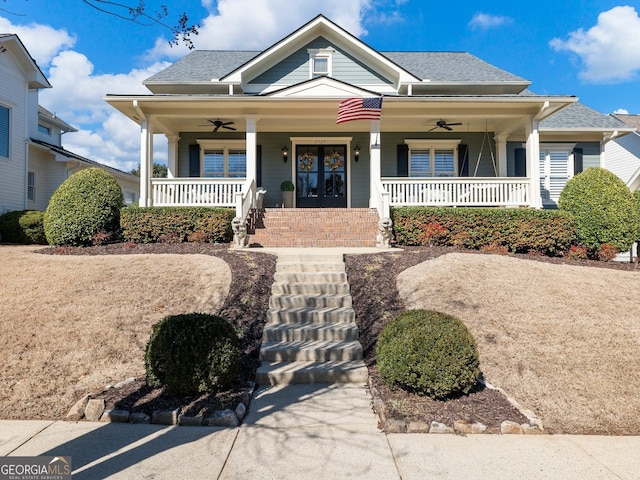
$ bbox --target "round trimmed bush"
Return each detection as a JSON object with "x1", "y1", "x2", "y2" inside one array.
[
  {"x1": 44, "y1": 168, "x2": 123, "y2": 246},
  {"x1": 145, "y1": 313, "x2": 242, "y2": 395},
  {"x1": 558, "y1": 168, "x2": 639, "y2": 253},
  {"x1": 0, "y1": 210, "x2": 47, "y2": 244},
  {"x1": 376, "y1": 310, "x2": 480, "y2": 399}
]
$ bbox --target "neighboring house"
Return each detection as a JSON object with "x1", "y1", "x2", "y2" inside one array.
[
  {"x1": 606, "y1": 114, "x2": 640, "y2": 191},
  {"x1": 0, "y1": 34, "x2": 139, "y2": 214},
  {"x1": 104, "y1": 15, "x2": 634, "y2": 245}
]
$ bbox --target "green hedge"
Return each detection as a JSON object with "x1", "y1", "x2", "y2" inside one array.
[
  {"x1": 0, "y1": 210, "x2": 47, "y2": 244},
  {"x1": 391, "y1": 207, "x2": 577, "y2": 256},
  {"x1": 121, "y1": 206, "x2": 235, "y2": 243}
]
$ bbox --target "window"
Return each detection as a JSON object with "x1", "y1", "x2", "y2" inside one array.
[
  {"x1": 0, "y1": 105, "x2": 9, "y2": 158},
  {"x1": 308, "y1": 48, "x2": 334, "y2": 78},
  {"x1": 38, "y1": 124, "x2": 51, "y2": 136},
  {"x1": 539, "y1": 144, "x2": 574, "y2": 206},
  {"x1": 27, "y1": 171, "x2": 35, "y2": 201},
  {"x1": 405, "y1": 139, "x2": 460, "y2": 177},
  {"x1": 198, "y1": 140, "x2": 246, "y2": 178},
  {"x1": 124, "y1": 190, "x2": 137, "y2": 205}
]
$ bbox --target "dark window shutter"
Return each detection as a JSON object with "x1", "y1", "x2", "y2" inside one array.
[
  {"x1": 573, "y1": 147, "x2": 583, "y2": 174},
  {"x1": 189, "y1": 144, "x2": 200, "y2": 177},
  {"x1": 514, "y1": 148, "x2": 527, "y2": 177},
  {"x1": 458, "y1": 144, "x2": 469, "y2": 177},
  {"x1": 397, "y1": 144, "x2": 409, "y2": 177},
  {"x1": 256, "y1": 144, "x2": 262, "y2": 187}
]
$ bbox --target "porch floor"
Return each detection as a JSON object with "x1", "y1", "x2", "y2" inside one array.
[{"x1": 247, "y1": 208, "x2": 379, "y2": 248}]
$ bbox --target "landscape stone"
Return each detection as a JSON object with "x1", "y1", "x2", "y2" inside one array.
[
  {"x1": 471, "y1": 422, "x2": 488, "y2": 434},
  {"x1": 100, "y1": 409, "x2": 130, "y2": 423},
  {"x1": 501, "y1": 420, "x2": 524, "y2": 434},
  {"x1": 485, "y1": 426, "x2": 501, "y2": 434},
  {"x1": 235, "y1": 402, "x2": 246, "y2": 421},
  {"x1": 178, "y1": 414, "x2": 204, "y2": 426},
  {"x1": 66, "y1": 395, "x2": 89, "y2": 421},
  {"x1": 129, "y1": 412, "x2": 151, "y2": 424},
  {"x1": 429, "y1": 421, "x2": 454, "y2": 434},
  {"x1": 522, "y1": 424, "x2": 545, "y2": 435},
  {"x1": 114, "y1": 377, "x2": 136, "y2": 389},
  {"x1": 84, "y1": 399, "x2": 106, "y2": 422},
  {"x1": 205, "y1": 409, "x2": 239, "y2": 428},
  {"x1": 383, "y1": 418, "x2": 406, "y2": 433},
  {"x1": 152, "y1": 409, "x2": 179, "y2": 425},
  {"x1": 407, "y1": 420, "x2": 431, "y2": 433},
  {"x1": 453, "y1": 420, "x2": 472, "y2": 434}
]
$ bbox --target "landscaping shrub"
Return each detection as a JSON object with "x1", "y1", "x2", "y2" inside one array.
[
  {"x1": 44, "y1": 168, "x2": 123, "y2": 246},
  {"x1": 376, "y1": 310, "x2": 480, "y2": 399},
  {"x1": 0, "y1": 210, "x2": 47, "y2": 244},
  {"x1": 145, "y1": 313, "x2": 242, "y2": 395},
  {"x1": 121, "y1": 206, "x2": 234, "y2": 243},
  {"x1": 391, "y1": 207, "x2": 577, "y2": 256},
  {"x1": 558, "y1": 168, "x2": 639, "y2": 254}
]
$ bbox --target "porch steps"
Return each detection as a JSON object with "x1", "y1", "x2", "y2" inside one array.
[
  {"x1": 256, "y1": 254, "x2": 368, "y2": 386},
  {"x1": 248, "y1": 208, "x2": 379, "y2": 247}
]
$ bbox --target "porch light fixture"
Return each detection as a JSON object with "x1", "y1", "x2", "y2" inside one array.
[
  {"x1": 282, "y1": 146, "x2": 288, "y2": 163},
  {"x1": 354, "y1": 145, "x2": 360, "y2": 162}
]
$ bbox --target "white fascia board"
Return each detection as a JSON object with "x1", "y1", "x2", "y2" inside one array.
[{"x1": 254, "y1": 81, "x2": 396, "y2": 97}]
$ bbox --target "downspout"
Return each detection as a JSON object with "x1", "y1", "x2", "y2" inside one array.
[{"x1": 24, "y1": 139, "x2": 29, "y2": 209}]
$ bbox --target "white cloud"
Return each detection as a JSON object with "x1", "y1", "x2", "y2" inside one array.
[
  {"x1": 0, "y1": 16, "x2": 74, "y2": 66},
  {"x1": 613, "y1": 108, "x2": 629, "y2": 115},
  {"x1": 145, "y1": 0, "x2": 370, "y2": 60},
  {"x1": 468, "y1": 13, "x2": 512, "y2": 30},
  {"x1": 550, "y1": 6, "x2": 640, "y2": 83}
]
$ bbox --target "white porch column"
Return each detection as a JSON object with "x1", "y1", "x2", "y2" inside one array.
[
  {"x1": 139, "y1": 117, "x2": 154, "y2": 207},
  {"x1": 525, "y1": 117, "x2": 542, "y2": 208},
  {"x1": 369, "y1": 120, "x2": 381, "y2": 209},
  {"x1": 245, "y1": 116, "x2": 257, "y2": 183},
  {"x1": 496, "y1": 135, "x2": 508, "y2": 177},
  {"x1": 166, "y1": 134, "x2": 179, "y2": 179}
]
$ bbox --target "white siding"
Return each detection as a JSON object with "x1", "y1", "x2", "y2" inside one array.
[
  {"x1": 605, "y1": 133, "x2": 640, "y2": 185},
  {"x1": 0, "y1": 46, "x2": 28, "y2": 212}
]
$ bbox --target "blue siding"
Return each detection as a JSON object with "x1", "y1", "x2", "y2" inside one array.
[{"x1": 250, "y1": 36, "x2": 391, "y2": 86}]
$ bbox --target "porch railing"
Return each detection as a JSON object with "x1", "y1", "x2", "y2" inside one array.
[
  {"x1": 151, "y1": 178, "x2": 245, "y2": 207},
  {"x1": 382, "y1": 177, "x2": 531, "y2": 207},
  {"x1": 371, "y1": 178, "x2": 391, "y2": 219}
]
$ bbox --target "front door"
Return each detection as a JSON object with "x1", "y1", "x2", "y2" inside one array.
[{"x1": 296, "y1": 145, "x2": 347, "y2": 208}]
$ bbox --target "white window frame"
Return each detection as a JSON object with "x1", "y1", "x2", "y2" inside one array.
[
  {"x1": 0, "y1": 104, "x2": 10, "y2": 159},
  {"x1": 308, "y1": 48, "x2": 334, "y2": 78},
  {"x1": 196, "y1": 139, "x2": 246, "y2": 178},
  {"x1": 38, "y1": 124, "x2": 51, "y2": 136},
  {"x1": 539, "y1": 143, "x2": 575, "y2": 205},
  {"x1": 27, "y1": 170, "x2": 35, "y2": 201},
  {"x1": 405, "y1": 139, "x2": 461, "y2": 177}
]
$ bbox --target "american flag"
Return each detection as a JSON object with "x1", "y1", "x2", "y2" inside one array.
[{"x1": 336, "y1": 97, "x2": 383, "y2": 124}]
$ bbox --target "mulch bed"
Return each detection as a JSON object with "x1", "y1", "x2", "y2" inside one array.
[{"x1": 41, "y1": 242, "x2": 637, "y2": 427}]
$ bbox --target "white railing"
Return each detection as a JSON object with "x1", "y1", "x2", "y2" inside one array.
[
  {"x1": 382, "y1": 177, "x2": 531, "y2": 207},
  {"x1": 151, "y1": 178, "x2": 245, "y2": 207},
  {"x1": 235, "y1": 178, "x2": 256, "y2": 220},
  {"x1": 371, "y1": 178, "x2": 391, "y2": 219}
]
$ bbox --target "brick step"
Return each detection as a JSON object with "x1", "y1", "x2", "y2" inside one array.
[{"x1": 256, "y1": 360, "x2": 369, "y2": 385}]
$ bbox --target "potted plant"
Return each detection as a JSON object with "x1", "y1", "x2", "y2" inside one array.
[{"x1": 280, "y1": 180, "x2": 295, "y2": 208}]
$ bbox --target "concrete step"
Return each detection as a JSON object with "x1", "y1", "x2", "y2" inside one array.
[
  {"x1": 269, "y1": 294, "x2": 352, "y2": 309},
  {"x1": 260, "y1": 340, "x2": 363, "y2": 362},
  {"x1": 277, "y1": 254, "x2": 345, "y2": 263},
  {"x1": 266, "y1": 307, "x2": 356, "y2": 324},
  {"x1": 271, "y1": 282, "x2": 350, "y2": 295},
  {"x1": 273, "y1": 271, "x2": 348, "y2": 284},
  {"x1": 276, "y1": 262, "x2": 345, "y2": 273},
  {"x1": 256, "y1": 360, "x2": 369, "y2": 385},
  {"x1": 262, "y1": 322, "x2": 359, "y2": 342}
]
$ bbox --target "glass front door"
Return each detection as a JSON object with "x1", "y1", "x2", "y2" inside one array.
[{"x1": 296, "y1": 145, "x2": 347, "y2": 208}]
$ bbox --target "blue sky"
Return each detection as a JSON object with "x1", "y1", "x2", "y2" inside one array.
[{"x1": 2, "y1": 0, "x2": 640, "y2": 172}]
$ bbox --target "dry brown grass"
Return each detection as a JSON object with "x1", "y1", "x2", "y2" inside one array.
[
  {"x1": 0, "y1": 245, "x2": 231, "y2": 420},
  {"x1": 397, "y1": 252, "x2": 640, "y2": 434}
]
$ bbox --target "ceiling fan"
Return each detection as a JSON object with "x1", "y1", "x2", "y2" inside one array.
[
  {"x1": 199, "y1": 119, "x2": 236, "y2": 132},
  {"x1": 426, "y1": 119, "x2": 463, "y2": 132}
]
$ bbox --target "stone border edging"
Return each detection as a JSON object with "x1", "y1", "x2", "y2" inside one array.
[
  {"x1": 65, "y1": 378, "x2": 256, "y2": 428},
  {"x1": 368, "y1": 377, "x2": 545, "y2": 435}
]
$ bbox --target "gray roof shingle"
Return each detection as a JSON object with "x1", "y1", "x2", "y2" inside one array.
[
  {"x1": 540, "y1": 103, "x2": 628, "y2": 130},
  {"x1": 145, "y1": 51, "x2": 259, "y2": 83}
]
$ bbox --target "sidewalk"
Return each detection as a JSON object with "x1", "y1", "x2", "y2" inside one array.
[{"x1": 2, "y1": 384, "x2": 639, "y2": 480}]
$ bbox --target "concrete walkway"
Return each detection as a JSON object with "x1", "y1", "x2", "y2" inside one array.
[{"x1": 2, "y1": 384, "x2": 640, "y2": 480}]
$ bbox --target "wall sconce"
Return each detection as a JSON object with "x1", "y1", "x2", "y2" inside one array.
[
  {"x1": 354, "y1": 145, "x2": 360, "y2": 162},
  {"x1": 282, "y1": 146, "x2": 289, "y2": 163}
]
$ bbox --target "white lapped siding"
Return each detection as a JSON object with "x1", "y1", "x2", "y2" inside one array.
[
  {"x1": 605, "y1": 134, "x2": 640, "y2": 186},
  {"x1": 0, "y1": 47, "x2": 28, "y2": 212}
]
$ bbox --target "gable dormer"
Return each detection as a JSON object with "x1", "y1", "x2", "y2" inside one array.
[{"x1": 220, "y1": 15, "x2": 420, "y2": 95}]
